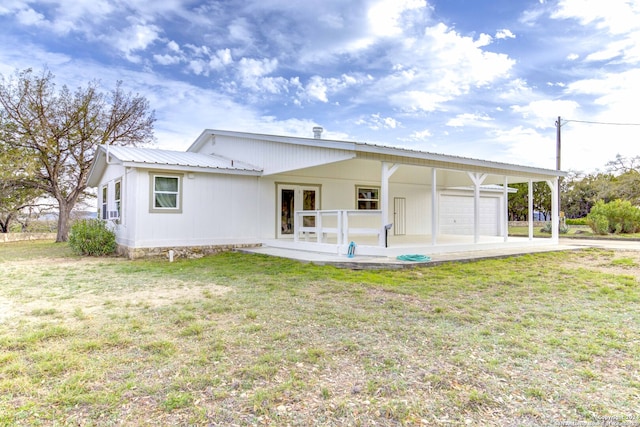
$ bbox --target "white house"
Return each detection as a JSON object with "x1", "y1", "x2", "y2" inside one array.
[{"x1": 86, "y1": 129, "x2": 566, "y2": 259}]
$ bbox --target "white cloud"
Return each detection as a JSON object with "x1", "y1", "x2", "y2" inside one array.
[
  {"x1": 356, "y1": 113, "x2": 402, "y2": 130},
  {"x1": 408, "y1": 129, "x2": 432, "y2": 140},
  {"x1": 551, "y1": 0, "x2": 640, "y2": 65},
  {"x1": 304, "y1": 76, "x2": 330, "y2": 103},
  {"x1": 495, "y1": 29, "x2": 515, "y2": 39},
  {"x1": 228, "y1": 18, "x2": 253, "y2": 44},
  {"x1": 105, "y1": 21, "x2": 161, "y2": 61},
  {"x1": 15, "y1": 7, "x2": 46, "y2": 26},
  {"x1": 567, "y1": 68, "x2": 640, "y2": 122},
  {"x1": 492, "y1": 126, "x2": 557, "y2": 168},
  {"x1": 167, "y1": 40, "x2": 181, "y2": 53},
  {"x1": 497, "y1": 78, "x2": 535, "y2": 103},
  {"x1": 299, "y1": 73, "x2": 367, "y2": 104},
  {"x1": 0, "y1": 1, "x2": 23, "y2": 15},
  {"x1": 446, "y1": 113, "x2": 494, "y2": 128},
  {"x1": 209, "y1": 48, "x2": 233, "y2": 70},
  {"x1": 237, "y1": 57, "x2": 281, "y2": 92},
  {"x1": 153, "y1": 54, "x2": 182, "y2": 66},
  {"x1": 552, "y1": 0, "x2": 640, "y2": 34},
  {"x1": 390, "y1": 91, "x2": 449, "y2": 112},
  {"x1": 474, "y1": 33, "x2": 493, "y2": 48},
  {"x1": 510, "y1": 99, "x2": 580, "y2": 128},
  {"x1": 378, "y1": 23, "x2": 515, "y2": 112},
  {"x1": 367, "y1": 0, "x2": 427, "y2": 37}
]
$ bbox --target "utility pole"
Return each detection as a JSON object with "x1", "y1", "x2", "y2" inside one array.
[
  {"x1": 555, "y1": 116, "x2": 563, "y2": 231},
  {"x1": 555, "y1": 116, "x2": 561, "y2": 171}
]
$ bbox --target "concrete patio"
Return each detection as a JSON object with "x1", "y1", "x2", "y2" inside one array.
[{"x1": 240, "y1": 238, "x2": 640, "y2": 269}]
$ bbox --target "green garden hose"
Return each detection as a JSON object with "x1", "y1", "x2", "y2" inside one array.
[{"x1": 396, "y1": 254, "x2": 431, "y2": 262}]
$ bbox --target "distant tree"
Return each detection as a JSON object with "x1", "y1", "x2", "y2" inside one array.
[
  {"x1": 605, "y1": 154, "x2": 640, "y2": 174},
  {"x1": 561, "y1": 154, "x2": 640, "y2": 219},
  {"x1": 561, "y1": 172, "x2": 612, "y2": 219},
  {"x1": 0, "y1": 68, "x2": 155, "y2": 242},
  {"x1": 0, "y1": 136, "x2": 45, "y2": 232},
  {"x1": 532, "y1": 181, "x2": 551, "y2": 220},
  {"x1": 605, "y1": 155, "x2": 640, "y2": 206},
  {"x1": 507, "y1": 183, "x2": 528, "y2": 221},
  {"x1": 508, "y1": 182, "x2": 552, "y2": 221},
  {"x1": 612, "y1": 170, "x2": 640, "y2": 206}
]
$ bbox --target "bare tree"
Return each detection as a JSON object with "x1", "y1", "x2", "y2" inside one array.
[
  {"x1": 0, "y1": 68, "x2": 155, "y2": 241},
  {"x1": 606, "y1": 154, "x2": 640, "y2": 174}
]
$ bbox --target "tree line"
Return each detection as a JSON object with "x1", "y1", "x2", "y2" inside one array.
[{"x1": 507, "y1": 154, "x2": 640, "y2": 221}]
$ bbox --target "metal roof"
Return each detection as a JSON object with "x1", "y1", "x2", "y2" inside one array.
[
  {"x1": 102, "y1": 145, "x2": 261, "y2": 172},
  {"x1": 190, "y1": 129, "x2": 567, "y2": 179}
]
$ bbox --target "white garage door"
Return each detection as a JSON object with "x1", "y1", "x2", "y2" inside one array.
[{"x1": 439, "y1": 195, "x2": 500, "y2": 236}]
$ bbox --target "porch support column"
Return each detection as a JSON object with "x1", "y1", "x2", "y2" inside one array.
[
  {"x1": 467, "y1": 172, "x2": 488, "y2": 244},
  {"x1": 528, "y1": 179, "x2": 534, "y2": 240},
  {"x1": 547, "y1": 178, "x2": 559, "y2": 243},
  {"x1": 503, "y1": 176, "x2": 509, "y2": 242},
  {"x1": 431, "y1": 167, "x2": 438, "y2": 246},
  {"x1": 380, "y1": 162, "x2": 399, "y2": 246}
]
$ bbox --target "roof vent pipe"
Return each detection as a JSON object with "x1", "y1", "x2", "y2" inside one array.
[{"x1": 312, "y1": 126, "x2": 323, "y2": 139}]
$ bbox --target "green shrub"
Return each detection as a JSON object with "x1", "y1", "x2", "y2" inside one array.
[
  {"x1": 68, "y1": 219, "x2": 117, "y2": 256},
  {"x1": 586, "y1": 200, "x2": 640, "y2": 235},
  {"x1": 586, "y1": 213, "x2": 609, "y2": 235},
  {"x1": 565, "y1": 218, "x2": 587, "y2": 226}
]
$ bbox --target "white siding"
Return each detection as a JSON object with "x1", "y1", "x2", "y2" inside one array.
[
  {"x1": 117, "y1": 169, "x2": 260, "y2": 248},
  {"x1": 194, "y1": 135, "x2": 355, "y2": 175}
]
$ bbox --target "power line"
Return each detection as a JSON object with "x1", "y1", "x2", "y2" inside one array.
[{"x1": 563, "y1": 119, "x2": 640, "y2": 126}]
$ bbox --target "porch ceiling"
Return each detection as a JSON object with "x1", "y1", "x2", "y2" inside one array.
[
  {"x1": 355, "y1": 151, "x2": 563, "y2": 183},
  {"x1": 289, "y1": 157, "x2": 558, "y2": 186}
]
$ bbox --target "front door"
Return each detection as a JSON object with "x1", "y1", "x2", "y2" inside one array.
[
  {"x1": 394, "y1": 197, "x2": 406, "y2": 235},
  {"x1": 277, "y1": 184, "x2": 320, "y2": 238}
]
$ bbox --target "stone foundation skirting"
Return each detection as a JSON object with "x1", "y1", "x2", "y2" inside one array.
[{"x1": 118, "y1": 243, "x2": 263, "y2": 260}]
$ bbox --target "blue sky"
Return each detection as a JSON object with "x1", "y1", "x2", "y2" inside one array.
[{"x1": 1, "y1": 0, "x2": 639, "y2": 173}]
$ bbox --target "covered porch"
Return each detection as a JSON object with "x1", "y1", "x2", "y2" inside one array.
[{"x1": 267, "y1": 157, "x2": 562, "y2": 257}]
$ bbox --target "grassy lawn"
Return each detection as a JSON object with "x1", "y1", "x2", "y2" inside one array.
[{"x1": 1, "y1": 241, "x2": 639, "y2": 426}]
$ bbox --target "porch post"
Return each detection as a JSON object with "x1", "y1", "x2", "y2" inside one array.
[
  {"x1": 528, "y1": 179, "x2": 534, "y2": 240},
  {"x1": 431, "y1": 167, "x2": 438, "y2": 245},
  {"x1": 380, "y1": 162, "x2": 399, "y2": 246},
  {"x1": 467, "y1": 172, "x2": 488, "y2": 244},
  {"x1": 503, "y1": 176, "x2": 509, "y2": 242},
  {"x1": 547, "y1": 178, "x2": 559, "y2": 242}
]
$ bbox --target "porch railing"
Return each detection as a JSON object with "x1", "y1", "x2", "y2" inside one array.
[{"x1": 293, "y1": 210, "x2": 383, "y2": 246}]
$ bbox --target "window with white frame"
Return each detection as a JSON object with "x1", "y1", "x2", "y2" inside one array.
[
  {"x1": 356, "y1": 186, "x2": 380, "y2": 210},
  {"x1": 101, "y1": 180, "x2": 123, "y2": 221},
  {"x1": 114, "y1": 180, "x2": 121, "y2": 219},
  {"x1": 101, "y1": 186, "x2": 108, "y2": 219},
  {"x1": 150, "y1": 174, "x2": 182, "y2": 213}
]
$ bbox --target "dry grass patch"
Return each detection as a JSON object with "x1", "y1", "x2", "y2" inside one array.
[{"x1": 1, "y1": 241, "x2": 639, "y2": 426}]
